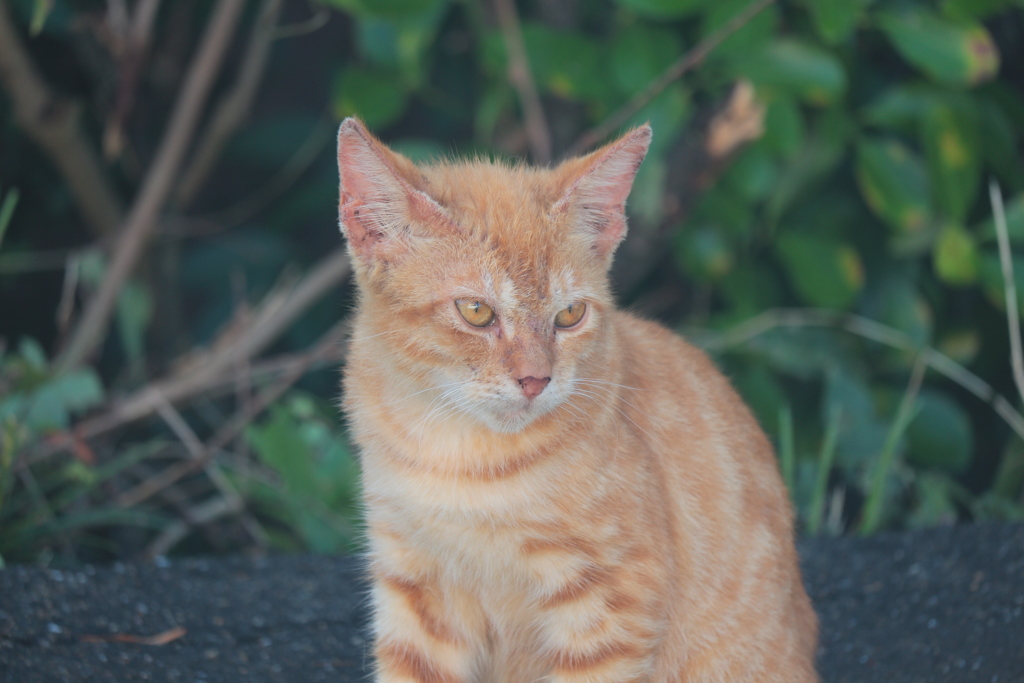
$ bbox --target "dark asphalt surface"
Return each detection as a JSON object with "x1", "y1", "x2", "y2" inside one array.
[{"x1": 1, "y1": 523, "x2": 1022, "y2": 682}]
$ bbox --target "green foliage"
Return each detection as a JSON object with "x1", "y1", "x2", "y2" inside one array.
[
  {"x1": 243, "y1": 393, "x2": 361, "y2": 553},
  {"x1": 4, "y1": 0, "x2": 1024, "y2": 565}
]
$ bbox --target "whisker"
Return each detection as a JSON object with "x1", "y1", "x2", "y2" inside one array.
[{"x1": 573, "y1": 377, "x2": 646, "y2": 392}]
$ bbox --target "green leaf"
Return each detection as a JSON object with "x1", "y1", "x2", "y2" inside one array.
[
  {"x1": 521, "y1": 24, "x2": 605, "y2": 101},
  {"x1": 799, "y1": 0, "x2": 870, "y2": 45},
  {"x1": 906, "y1": 390, "x2": 973, "y2": 472},
  {"x1": 246, "y1": 407, "x2": 320, "y2": 498},
  {"x1": 677, "y1": 226, "x2": 734, "y2": 282},
  {"x1": 824, "y1": 369, "x2": 890, "y2": 472},
  {"x1": 355, "y1": 5, "x2": 446, "y2": 88},
  {"x1": 933, "y1": 223, "x2": 979, "y2": 285},
  {"x1": 878, "y1": 10, "x2": 1000, "y2": 87},
  {"x1": 922, "y1": 103, "x2": 979, "y2": 221},
  {"x1": 333, "y1": 66, "x2": 409, "y2": 128},
  {"x1": 977, "y1": 193, "x2": 1024, "y2": 244},
  {"x1": 860, "y1": 85, "x2": 939, "y2": 132},
  {"x1": 776, "y1": 233, "x2": 864, "y2": 309},
  {"x1": 979, "y1": 252, "x2": 1024, "y2": 316},
  {"x1": 908, "y1": 472, "x2": 959, "y2": 528},
  {"x1": 724, "y1": 145, "x2": 778, "y2": 201},
  {"x1": 30, "y1": 0, "x2": 54, "y2": 35},
  {"x1": 941, "y1": 0, "x2": 1024, "y2": 21},
  {"x1": 855, "y1": 137, "x2": 931, "y2": 234},
  {"x1": 23, "y1": 370, "x2": 104, "y2": 432},
  {"x1": 116, "y1": 280, "x2": 153, "y2": 368},
  {"x1": 318, "y1": 0, "x2": 447, "y2": 19},
  {"x1": 739, "y1": 40, "x2": 846, "y2": 105},
  {"x1": 861, "y1": 269, "x2": 933, "y2": 348},
  {"x1": 702, "y1": 0, "x2": 779, "y2": 58},
  {"x1": 610, "y1": 24, "x2": 683, "y2": 97},
  {"x1": 761, "y1": 96, "x2": 804, "y2": 156},
  {"x1": 615, "y1": 0, "x2": 708, "y2": 19}
]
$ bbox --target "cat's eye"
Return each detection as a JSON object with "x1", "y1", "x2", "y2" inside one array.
[
  {"x1": 455, "y1": 299, "x2": 496, "y2": 327},
  {"x1": 554, "y1": 302, "x2": 586, "y2": 328}
]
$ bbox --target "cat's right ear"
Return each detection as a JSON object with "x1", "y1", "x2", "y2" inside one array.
[{"x1": 337, "y1": 118, "x2": 452, "y2": 268}]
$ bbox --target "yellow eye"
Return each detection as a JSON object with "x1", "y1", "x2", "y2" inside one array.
[
  {"x1": 455, "y1": 299, "x2": 495, "y2": 327},
  {"x1": 554, "y1": 302, "x2": 586, "y2": 328}
]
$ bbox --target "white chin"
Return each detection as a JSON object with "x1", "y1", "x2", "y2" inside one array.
[{"x1": 485, "y1": 403, "x2": 543, "y2": 433}]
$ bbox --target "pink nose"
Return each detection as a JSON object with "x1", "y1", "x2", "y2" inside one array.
[{"x1": 518, "y1": 376, "x2": 550, "y2": 400}]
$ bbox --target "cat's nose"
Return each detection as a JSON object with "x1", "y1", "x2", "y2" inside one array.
[{"x1": 518, "y1": 376, "x2": 550, "y2": 400}]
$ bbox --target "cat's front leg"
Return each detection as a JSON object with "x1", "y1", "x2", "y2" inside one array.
[{"x1": 369, "y1": 568, "x2": 486, "y2": 683}]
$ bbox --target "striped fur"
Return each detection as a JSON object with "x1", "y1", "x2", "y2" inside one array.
[{"x1": 338, "y1": 118, "x2": 818, "y2": 682}]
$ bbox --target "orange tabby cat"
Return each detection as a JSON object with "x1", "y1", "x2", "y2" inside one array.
[{"x1": 337, "y1": 117, "x2": 818, "y2": 683}]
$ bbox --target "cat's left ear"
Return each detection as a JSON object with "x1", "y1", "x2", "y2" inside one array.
[{"x1": 553, "y1": 124, "x2": 652, "y2": 261}]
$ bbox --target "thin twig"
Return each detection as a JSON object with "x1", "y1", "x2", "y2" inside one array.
[
  {"x1": 55, "y1": 0, "x2": 248, "y2": 373},
  {"x1": 493, "y1": 0, "x2": 551, "y2": 164},
  {"x1": 698, "y1": 307, "x2": 1024, "y2": 443},
  {"x1": 0, "y1": 0, "x2": 123, "y2": 236},
  {"x1": 152, "y1": 393, "x2": 267, "y2": 555},
  {"x1": 991, "y1": 180, "x2": 1024, "y2": 407},
  {"x1": 114, "y1": 321, "x2": 348, "y2": 509},
  {"x1": 15, "y1": 251, "x2": 350, "y2": 470},
  {"x1": 175, "y1": 0, "x2": 284, "y2": 207},
  {"x1": 568, "y1": 0, "x2": 775, "y2": 156}
]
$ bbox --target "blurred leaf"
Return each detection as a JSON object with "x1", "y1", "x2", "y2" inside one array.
[
  {"x1": 941, "y1": 0, "x2": 1024, "y2": 21},
  {"x1": 933, "y1": 223, "x2": 979, "y2": 285},
  {"x1": 799, "y1": 0, "x2": 870, "y2": 44},
  {"x1": 861, "y1": 268, "x2": 933, "y2": 348},
  {"x1": 702, "y1": 0, "x2": 779, "y2": 58},
  {"x1": 116, "y1": 280, "x2": 153, "y2": 368},
  {"x1": 761, "y1": 95, "x2": 804, "y2": 156},
  {"x1": 718, "y1": 264, "x2": 784, "y2": 317},
  {"x1": 333, "y1": 65, "x2": 409, "y2": 128},
  {"x1": 732, "y1": 364, "x2": 787, "y2": 431},
  {"x1": 18, "y1": 337, "x2": 47, "y2": 371},
  {"x1": 677, "y1": 226, "x2": 734, "y2": 282},
  {"x1": 615, "y1": 0, "x2": 707, "y2": 19},
  {"x1": 878, "y1": 10, "x2": 1000, "y2": 87},
  {"x1": 776, "y1": 233, "x2": 863, "y2": 309},
  {"x1": 521, "y1": 24, "x2": 605, "y2": 101},
  {"x1": 355, "y1": 5, "x2": 447, "y2": 87},
  {"x1": 860, "y1": 85, "x2": 939, "y2": 131},
  {"x1": 824, "y1": 368, "x2": 890, "y2": 472},
  {"x1": 976, "y1": 98, "x2": 1022, "y2": 186},
  {"x1": 318, "y1": 0, "x2": 447, "y2": 19},
  {"x1": 744, "y1": 328, "x2": 851, "y2": 379},
  {"x1": 626, "y1": 85, "x2": 691, "y2": 154},
  {"x1": 908, "y1": 472, "x2": 959, "y2": 527},
  {"x1": 767, "y1": 106, "x2": 852, "y2": 221},
  {"x1": 610, "y1": 24, "x2": 683, "y2": 97},
  {"x1": 855, "y1": 137, "x2": 931, "y2": 234},
  {"x1": 29, "y1": 0, "x2": 53, "y2": 35},
  {"x1": 972, "y1": 492, "x2": 1024, "y2": 522},
  {"x1": 23, "y1": 370, "x2": 104, "y2": 432},
  {"x1": 740, "y1": 40, "x2": 846, "y2": 105},
  {"x1": 725, "y1": 145, "x2": 777, "y2": 201},
  {"x1": 922, "y1": 103, "x2": 979, "y2": 222},
  {"x1": 247, "y1": 407, "x2": 320, "y2": 499},
  {"x1": 906, "y1": 390, "x2": 973, "y2": 472},
  {"x1": 977, "y1": 193, "x2": 1024, "y2": 245},
  {"x1": 979, "y1": 252, "x2": 1024, "y2": 316}
]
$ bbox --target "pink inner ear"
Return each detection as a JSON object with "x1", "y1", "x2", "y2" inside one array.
[
  {"x1": 555, "y1": 125, "x2": 651, "y2": 258},
  {"x1": 337, "y1": 118, "x2": 456, "y2": 264}
]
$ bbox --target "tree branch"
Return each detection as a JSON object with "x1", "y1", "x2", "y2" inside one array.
[
  {"x1": 567, "y1": 0, "x2": 775, "y2": 156},
  {"x1": 493, "y1": 0, "x2": 551, "y2": 164},
  {"x1": 175, "y1": 0, "x2": 284, "y2": 207},
  {"x1": 0, "y1": 0, "x2": 124, "y2": 236},
  {"x1": 55, "y1": 0, "x2": 248, "y2": 373}
]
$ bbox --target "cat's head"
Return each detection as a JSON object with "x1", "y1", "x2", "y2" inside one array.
[{"x1": 337, "y1": 118, "x2": 650, "y2": 433}]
